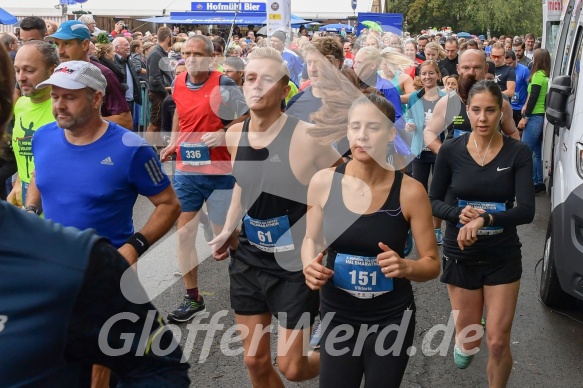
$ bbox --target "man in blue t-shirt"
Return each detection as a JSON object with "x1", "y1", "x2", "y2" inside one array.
[
  {"x1": 505, "y1": 50, "x2": 530, "y2": 129},
  {"x1": 26, "y1": 61, "x2": 181, "y2": 386},
  {"x1": 270, "y1": 30, "x2": 304, "y2": 87},
  {"x1": 26, "y1": 61, "x2": 180, "y2": 262},
  {"x1": 353, "y1": 46, "x2": 403, "y2": 121}
]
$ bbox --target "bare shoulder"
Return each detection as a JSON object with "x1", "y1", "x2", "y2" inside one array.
[
  {"x1": 227, "y1": 121, "x2": 244, "y2": 133},
  {"x1": 435, "y1": 93, "x2": 449, "y2": 109},
  {"x1": 225, "y1": 122, "x2": 244, "y2": 154},
  {"x1": 308, "y1": 167, "x2": 337, "y2": 205},
  {"x1": 311, "y1": 167, "x2": 336, "y2": 188},
  {"x1": 400, "y1": 174, "x2": 430, "y2": 217}
]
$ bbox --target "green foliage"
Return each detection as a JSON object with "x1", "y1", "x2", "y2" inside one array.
[
  {"x1": 96, "y1": 32, "x2": 110, "y2": 44},
  {"x1": 385, "y1": 0, "x2": 543, "y2": 36}
]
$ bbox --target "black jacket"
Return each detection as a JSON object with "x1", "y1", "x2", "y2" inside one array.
[
  {"x1": 114, "y1": 55, "x2": 142, "y2": 105},
  {"x1": 146, "y1": 44, "x2": 173, "y2": 95}
]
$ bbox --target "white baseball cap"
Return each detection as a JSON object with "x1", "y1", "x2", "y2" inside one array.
[{"x1": 37, "y1": 61, "x2": 107, "y2": 95}]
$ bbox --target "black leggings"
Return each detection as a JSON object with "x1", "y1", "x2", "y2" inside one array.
[
  {"x1": 319, "y1": 307, "x2": 416, "y2": 388},
  {"x1": 412, "y1": 159, "x2": 434, "y2": 192}
]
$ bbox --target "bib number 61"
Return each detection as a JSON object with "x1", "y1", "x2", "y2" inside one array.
[{"x1": 257, "y1": 231, "x2": 273, "y2": 243}]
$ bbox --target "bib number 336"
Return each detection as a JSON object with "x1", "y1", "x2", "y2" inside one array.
[{"x1": 180, "y1": 142, "x2": 211, "y2": 166}]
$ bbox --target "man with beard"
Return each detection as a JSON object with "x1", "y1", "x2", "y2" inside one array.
[
  {"x1": 423, "y1": 49, "x2": 520, "y2": 153},
  {"x1": 26, "y1": 60, "x2": 179, "y2": 265},
  {"x1": 513, "y1": 40, "x2": 532, "y2": 70},
  {"x1": 25, "y1": 60, "x2": 181, "y2": 386},
  {"x1": 8, "y1": 41, "x2": 58, "y2": 207},
  {"x1": 47, "y1": 20, "x2": 132, "y2": 130}
]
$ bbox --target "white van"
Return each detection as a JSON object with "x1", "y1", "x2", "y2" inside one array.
[{"x1": 540, "y1": 0, "x2": 583, "y2": 307}]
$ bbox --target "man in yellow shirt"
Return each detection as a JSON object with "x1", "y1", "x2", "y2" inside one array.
[{"x1": 8, "y1": 41, "x2": 58, "y2": 205}]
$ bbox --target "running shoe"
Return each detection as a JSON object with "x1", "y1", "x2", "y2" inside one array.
[
  {"x1": 453, "y1": 345, "x2": 474, "y2": 369},
  {"x1": 168, "y1": 295, "x2": 206, "y2": 323},
  {"x1": 403, "y1": 229, "x2": 414, "y2": 257},
  {"x1": 309, "y1": 320, "x2": 322, "y2": 350},
  {"x1": 435, "y1": 228, "x2": 443, "y2": 246},
  {"x1": 199, "y1": 212, "x2": 214, "y2": 242}
]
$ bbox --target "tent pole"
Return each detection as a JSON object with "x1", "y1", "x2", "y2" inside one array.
[{"x1": 225, "y1": 0, "x2": 243, "y2": 55}]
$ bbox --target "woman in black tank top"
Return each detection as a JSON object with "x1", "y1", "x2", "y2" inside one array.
[{"x1": 302, "y1": 94, "x2": 440, "y2": 388}]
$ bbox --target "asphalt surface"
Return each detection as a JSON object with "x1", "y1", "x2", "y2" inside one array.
[{"x1": 132, "y1": 190, "x2": 583, "y2": 388}]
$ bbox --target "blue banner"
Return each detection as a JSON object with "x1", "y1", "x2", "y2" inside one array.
[{"x1": 191, "y1": 2, "x2": 266, "y2": 12}]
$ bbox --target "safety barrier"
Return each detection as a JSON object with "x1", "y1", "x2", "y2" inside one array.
[{"x1": 139, "y1": 81, "x2": 151, "y2": 135}]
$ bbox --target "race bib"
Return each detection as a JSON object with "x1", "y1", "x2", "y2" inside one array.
[
  {"x1": 333, "y1": 253, "x2": 393, "y2": 299},
  {"x1": 243, "y1": 215, "x2": 295, "y2": 253},
  {"x1": 180, "y1": 142, "x2": 211, "y2": 166},
  {"x1": 453, "y1": 129, "x2": 470, "y2": 138},
  {"x1": 457, "y1": 199, "x2": 506, "y2": 235}
]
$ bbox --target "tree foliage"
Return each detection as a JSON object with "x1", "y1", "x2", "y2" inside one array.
[{"x1": 385, "y1": 0, "x2": 543, "y2": 36}]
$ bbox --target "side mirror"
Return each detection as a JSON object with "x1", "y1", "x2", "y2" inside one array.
[{"x1": 546, "y1": 75, "x2": 572, "y2": 126}]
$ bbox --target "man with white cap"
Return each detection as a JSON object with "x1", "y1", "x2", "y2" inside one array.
[
  {"x1": 26, "y1": 60, "x2": 180, "y2": 264},
  {"x1": 47, "y1": 20, "x2": 132, "y2": 130},
  {"x1": 24, "y1": 60, "x2": 181, "y2": 385}
]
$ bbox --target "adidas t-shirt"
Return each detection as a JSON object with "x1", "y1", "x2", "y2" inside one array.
[
  {"x1": 32, "y1": 122, "x2": 170, "y2": 247},
  {"x1": 12, "y1": 97, "x2": 54, "y2": 183}
]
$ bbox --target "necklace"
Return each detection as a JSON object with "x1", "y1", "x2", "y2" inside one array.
[
  {"x1": 473, "y1": 132, "x2": 496, "y2": 166},
  {"x1": 360, "y1": 180, "x2": 384, "y2": 196}
]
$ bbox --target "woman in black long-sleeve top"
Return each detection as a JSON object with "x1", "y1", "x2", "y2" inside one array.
[{"x1": 429, "y1": 80, "x2": 535, "y2": 385}]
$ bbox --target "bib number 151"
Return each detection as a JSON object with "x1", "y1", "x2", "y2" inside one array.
[{"x1": 349, "y1": 270, "x2": 378, "y2": 286}]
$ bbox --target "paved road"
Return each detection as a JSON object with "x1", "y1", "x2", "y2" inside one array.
[{"x1": 132, "y1": 192, "x2": 583, "y2": 387}]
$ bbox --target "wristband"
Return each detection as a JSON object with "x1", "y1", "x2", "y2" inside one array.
[
  {"x1": 126, "y1": 232, "x2": 150, "y2": 257},
  {"x1": 22, "y1": 205, "x2": 41, "y2": 215},
  {"x1": 479, "y1": 213, "x2": 490, "y2": 227}
]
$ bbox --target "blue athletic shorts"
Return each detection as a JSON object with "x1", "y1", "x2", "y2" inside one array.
[{"x1": 173, "y1": 172, "x2": 235, "y2": 225}]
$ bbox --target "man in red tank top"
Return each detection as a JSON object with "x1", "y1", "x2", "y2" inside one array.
[{"x1": 160, "y1": 35, "x2": 249, "y2": 323}]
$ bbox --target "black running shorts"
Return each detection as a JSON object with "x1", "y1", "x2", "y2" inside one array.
[
  {"x1": 229, "y1": 257, "x2": 319, "y2": 330},
  {"x1": 440, "y1": 256, "x2": 522, "y2": 290}
]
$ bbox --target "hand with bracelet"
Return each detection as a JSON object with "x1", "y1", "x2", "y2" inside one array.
[
  {"x1": 518, "y1": 114, "x2": 528, "y2": 130},
  {"x1": 458, "y1": 204, "x2": 485, "y2": 225},
  {"x1": 457, "y1": 212, "x2": 494, "y2": 251}
]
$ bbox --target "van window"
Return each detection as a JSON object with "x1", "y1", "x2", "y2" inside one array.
[
  {"x1": 570, "y1": 27, "x2": 583, "y2": 91},
  {"x1": 561, "y1": 3, "x2": 583, "y2": 74}
]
